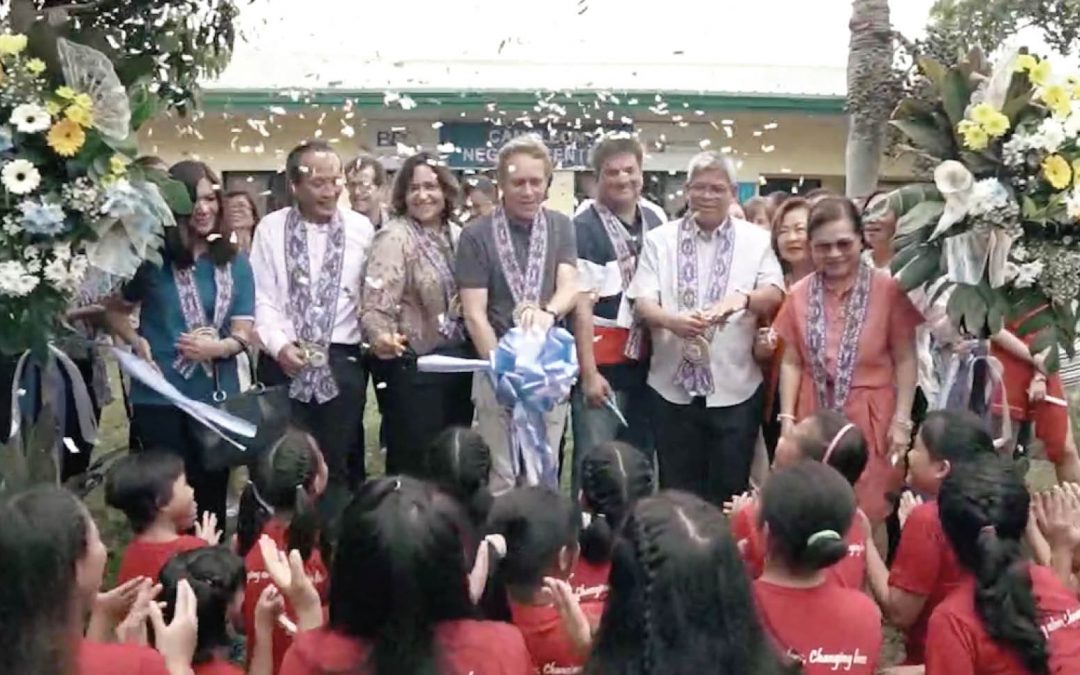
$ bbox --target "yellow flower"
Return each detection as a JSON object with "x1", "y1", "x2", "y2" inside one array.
[
  {"x1": 24, "y1": 58, "x2": 46, "y2": 76},
  {"x1": 983, "y1": 111, "x2": 1011, "y2": 138},
  {"x1": 958, "y1": 119, "x2": 990, "y2": 151},
  {"x1": 47, "y1": 119, "x2": 86, "y2": 157},
  {"x1": 1068, "y1": 75, "x2": 1080, "y2": 98},
  {"x1": 65, "y1": 104, "x2": 93, "y2": 128},
  {"x1": 45, "y1": 99, "x2": 63, "y2": 116},
  {"x1": 970, "y1": 102, "x2": 999, "y2": 126},
  {"x1": 72, "y1": 93, "x2": 92, "y2": 111},
  {"x1": 0, "y1": 33, "x2": 28, "y2": 56},
  {"x1": 1030, "y1": 59, "x2": 1053, "y2": 87},
  {"x1": 1073, "y1": 159, "x2": 1080, "y2": 188},
  {"x1": 1043, "y1": 154, "x2": 1072, "y2": 190},
  {"x1": 1016, "y1": 54, "x2": 1038, "y2": 72},
  {"x1": 1040, "y1": 84, "x2": 1073, "y2": 118},
  {"x1": 55, "y1": 86, "x2": 76, "y2": 101},
  {"x1": 109, "y1": 154, "x2": 129, "y2": 176}
]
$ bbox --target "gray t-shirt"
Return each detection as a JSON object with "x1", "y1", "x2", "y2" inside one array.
[{"x1": 455, "y1": 208, "x2": 577, "y2": 338}]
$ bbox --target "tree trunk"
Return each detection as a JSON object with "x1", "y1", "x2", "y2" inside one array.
[{"x1": 845, "y1": 0, "x2": 893, "y2": 199}]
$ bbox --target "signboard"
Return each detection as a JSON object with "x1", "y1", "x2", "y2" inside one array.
[{"x1": 439, "y1": 122, "x2": 632, "y2": 169}]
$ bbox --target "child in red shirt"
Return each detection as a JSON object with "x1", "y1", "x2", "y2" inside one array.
[
  {"x1": 237, "y1": 429, "x2": 330, "y2": 674},
  {"x1": 730, "y1": 409, "x2": 869, "y2": 589},
  {"x1": 864, "y1": 410, "x2": 996, "y2": 664},
  {"x1": 753, "y1": 462, "x2": 882, "y2": 674},
  {"x1": 105, "y1": 451, "x2": 217, "y2": 584},
  {"x1": 486, "y1": 486, "x2": 603, "y2": 674},
  {"x1": 280, "y1": 476, "x2": 531, "y2": 675},
  {"x1": 926, "y1": 456, "x2": 1080, "y2": 674},
  {"x1": 1, "y1": 485, "x2": 198, "y2": 675},
  {"x1": 587, "y1": 492, "x2": 789, "y2": 674},
  {"x1": 572, "y1": 441, "x2": 654, "y2": 604},
  {"x1": 160, "y1": 547, "x2": 247, "y2": 675}
]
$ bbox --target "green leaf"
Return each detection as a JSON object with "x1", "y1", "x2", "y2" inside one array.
[
  {"x1": 918, "y1": 56, "x2": 948, "y2": 92},
  {"x1": 889, "y1": 119, "x2": 954, "y2": 160},
  {"x1": 101, "y1": 133, "x2": 139, "y2": 159},
  {"x1": 943, "y1": 68, "x2": 972, "y2": 126},
  {"x1": 897, "y1": 249, "x2": 942, "y2": 292},
  {"x1": 1031, "y1": 327, "x2": 1058, "y2": 357},
  {"x1": 147, "y1": 175, "x2": 193, "y2": 216},
  {"x1": 896, "y1": 201, "x2": 946, "y2": 237},
  {"x1": 129, "y1": 86, "x2": 160, "y2": 131},
  {"x1": 889, "y1": 245, "x2": 921, "y2": 275},
  {"x1": 885, "y1": 184, "x2": 944, "y2": 218}
]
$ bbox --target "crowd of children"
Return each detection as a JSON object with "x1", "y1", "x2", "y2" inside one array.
[{"x1": 8, "y1": 410, "x2": 1080, "y2": 674}]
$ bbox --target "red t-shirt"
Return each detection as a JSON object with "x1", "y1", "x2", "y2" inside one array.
[
  {"x1": 569, "y1": 558, "x2": 611, "y2": 604},
  {"x1": 509, "y1": 598, "x2": 605, "y2": 674},
  {"x1": 243, "y1": 518, "x2": 330, "y2": 674},
  {"x1": 280, "y1": 621, "x2": 533, "y2": 675},
  {"x1": 117, "y1": 534, "x2": 207, "y2": 584},
  {"x1": 753, "y1": 579, "x2": 882, "y2": 674},
  {"x1": 731, "y1": 503, "x2": 867, "y2": 589},
  {"x1": 926, "y1": 565, "x2": 1080, "y2": 674},
  {"x1": 78, "y1": 639, "x2": 168, "y2": 675},
  {"x1": 888, "y1": 501, "x2": 970, "y2": 664},
  {"x1": 194, "y1": 657, "x2": 244, "y2": 675}
]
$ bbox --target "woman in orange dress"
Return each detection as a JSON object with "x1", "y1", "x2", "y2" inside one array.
[{"x1": 773, "y1": 197, "x2": 923, "y2": 523}]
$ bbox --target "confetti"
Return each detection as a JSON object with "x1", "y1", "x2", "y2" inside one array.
[
  {"x1": 63, "y1": 437, "x2": 80, "y2": 454},
  {"x1": 376, "y1": 382, "x2": 388, "y2": 390}
]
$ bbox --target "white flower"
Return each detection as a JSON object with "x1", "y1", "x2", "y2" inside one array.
[
  {"x1": 1037, "y1": 118, "x2": 1067, "y2": 153},
  {"x1": 969, "y1": 179, "x2": 1012, "y2": 217},
  {"x1": 1, "y1": 159, "x2": 41, "y2": 195},
  {"x1": 9, "y1": 103, "x2": 50, "y2": 134},
  {"x1": 1067, "y1": 189, "x2": 1080, "y2": 221},
  {"x1": 1065, "y1": 103, "x2": 1080, "y2": 139},
  {"x1": 932, "y1": 160, "x2": 975, "y2": 239},
  {"x1": 1014, "y1": 260, "x2": 1044, "y2": 289},
  {"x1": 0, "y1": 261, "x2": 39, "y2": 297}
]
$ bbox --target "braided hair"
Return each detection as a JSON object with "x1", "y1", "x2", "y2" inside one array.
[
  {"x1": 159, "y1": 547, "x2": 245, "y2": 665},
  {"x1": 422, "y1": 427, "x2": 493, "y2": 528},
  {"x1": 236, "y1": 428, "x2": 323, "y2": 560},
  {"x1": 588, "y1": 491, "x2": 792, "y2": 675},
  {"x1": 579, "y1": 441, "x2": 654, "y2": 564},
  {"x1": 938, "y1": 456, "x2": 1049, "y2": 675}
]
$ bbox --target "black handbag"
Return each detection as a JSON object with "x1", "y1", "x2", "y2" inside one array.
[{"x1": 195, "y1": 354, "x2": 291, "y2": 472}]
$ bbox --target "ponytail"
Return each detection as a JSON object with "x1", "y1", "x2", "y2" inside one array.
[
  {"x1": 235, "y1": 481, "x2": 271, "y2": 558},
  {"x1": 579, "y1": 442, "x2": 654, "y2": 565},
  {"x1": 236, "y1": 428, "x2": 323, "y2": 560},
  {"x1": 940, "y1": 458, "x2": 1048, "y2": 675}
]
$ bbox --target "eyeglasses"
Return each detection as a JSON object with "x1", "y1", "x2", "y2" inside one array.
[{"x1": 811, "y1": 238, "x2": 859, "y2": 255}]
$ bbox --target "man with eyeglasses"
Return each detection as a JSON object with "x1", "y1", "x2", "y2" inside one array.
[
  {"x1": 346, "y1": 154, "x2": 391, "y2": 230},
  {"x1": 627, "y1": 151, "x2": 784, "y2": 506}
]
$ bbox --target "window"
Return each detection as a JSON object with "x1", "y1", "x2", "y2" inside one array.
[
  {"x1": 222, "y1": 171, "x2": 289, "y2": 217},
  {"x1": 759, "y1": 176, "x2": 823, "y2": 197}
]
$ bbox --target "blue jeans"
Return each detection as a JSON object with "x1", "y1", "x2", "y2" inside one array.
[{"x1": 569, "y1": 382, "x2": 654, "y2": 495}]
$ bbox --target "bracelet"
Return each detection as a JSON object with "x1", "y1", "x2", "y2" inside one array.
[
  {"x1": 777, "y1": 413, "x2": 796, "y2": 423},
  {"x1": 892, "y1": 418, "x2": 914, "y2": 431},
  {"x1": 229, "y1": 333, "x2": 250, "y2": 353},
  {"x1": 543, "y1": 306, "x2": 559, "y2": 320}
]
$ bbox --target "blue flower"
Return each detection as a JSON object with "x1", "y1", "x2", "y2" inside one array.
[
  {"x1": 19, "y1": 199, "x2": 69, "y2": 236},
  {"x1": 0, "y1": 126, "x2": 12, "y2": 154}
]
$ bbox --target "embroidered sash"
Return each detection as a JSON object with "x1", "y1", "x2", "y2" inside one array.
[
  {"x1": 285, "y1": 207, "x2": 346, "y2": 404},
  {"x1": 172, "y1": 261, "x2": 233, "y2": 379},
  {"x1": 492, "y1": 206, "x2": 548, "y2": 317},
  {"x1": 409, "y1": 219, "x2": 464, "y2": 341},
  {"x1": 592, "y1": 202, "x2": 648, "y2": 360},
  {"x1": 805, "y1": 263, "x2": 873, "y2": 411},
  {"x1": 673, "y1": 216, "x2": 735, "y2": 397}
]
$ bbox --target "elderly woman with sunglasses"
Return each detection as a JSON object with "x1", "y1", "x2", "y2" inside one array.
[{"x1": 771, "y1": 197, "x2": 924, "y2": 526}]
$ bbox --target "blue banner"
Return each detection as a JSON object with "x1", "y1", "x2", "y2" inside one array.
[{"x1": 439, "y1": 122, "x2": 631, "y2": 169}]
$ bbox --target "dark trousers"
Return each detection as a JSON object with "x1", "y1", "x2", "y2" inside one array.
[
  {"x1": 652, "y1": 385, "x2": 765, "y2": 506},
  {"x1": 130, "y1": 404, "x2": 230, "y2": 527},
  {"x1": 0, "y1": 353, "x2": 102, "y2": 484},
  {"x1": 368, "y1": 351, "x2": 475, "y2": 478},
  {"x1": 364, "y1": 352, "x2": 390, "y2": 450},
  {"x1": 259, "y1": 345, "x2": 367, "y2": 525}
]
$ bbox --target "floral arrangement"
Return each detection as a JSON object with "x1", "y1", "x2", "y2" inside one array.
[
  {"x1": 0, "y1": 30, "x2": 190, "y2": 358},
  {"x1": 882, "y1": 50, "x2": 1080, "y2": 371}
]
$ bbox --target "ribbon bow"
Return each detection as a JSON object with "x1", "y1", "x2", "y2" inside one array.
[{"x1": 491, "y1": 328, "x2": 579, "y2": 489}]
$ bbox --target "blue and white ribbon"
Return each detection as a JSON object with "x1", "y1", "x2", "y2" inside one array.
[{"x1": 419, "y1": 328, "x2": 579, "y2": 489}]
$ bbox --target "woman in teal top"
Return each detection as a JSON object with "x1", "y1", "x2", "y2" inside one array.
[{"x1": 107, "y1": 160, "x2": 255, "y2": 525}]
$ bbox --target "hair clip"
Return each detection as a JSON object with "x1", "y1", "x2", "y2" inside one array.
[
  {"x1": 393, "y1": 478, "x2": 402, "y2": 492},
  {"x1": 805, "y1": 529, "x2": 842, "y2": 547},
  {"x1": 979, "y1": 524, "x2": 997, "y2": 537},
  {"x1": 822, "y1": 423, "x2": 856, "y2": 465},
  {"x1": 248, "y1": 480, "x2": 274, "y2": 515}
]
